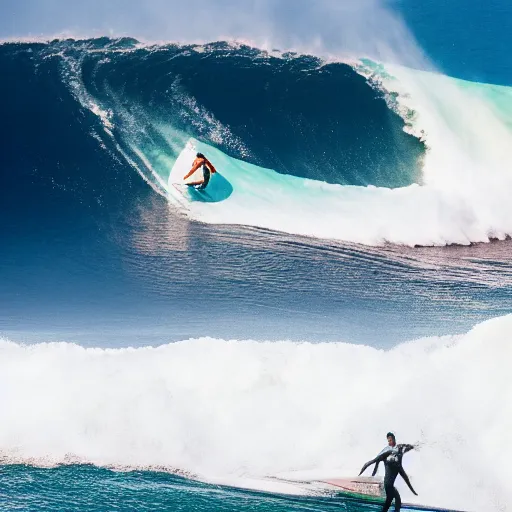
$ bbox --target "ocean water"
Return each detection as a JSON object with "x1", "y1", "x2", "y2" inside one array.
[{"x1": 1, "y1": 2, "x2": 512, "y2": 511}]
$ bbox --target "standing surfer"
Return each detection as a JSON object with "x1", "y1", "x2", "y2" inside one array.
[
  {"x1": 183, "y1": 153, "x2": 216, "y2": 189},
  {"x1": 359, "y1": 432, "x2": 418, "y2": 512}
]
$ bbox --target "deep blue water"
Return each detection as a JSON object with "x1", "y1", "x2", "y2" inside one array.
[{"x1": 396, "y1": 0, "x2": 512, "y2": 85}]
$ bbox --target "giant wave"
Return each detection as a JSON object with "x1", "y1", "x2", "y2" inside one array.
[{"x1": 1, "y1": 37, "x2": 511, "y2": 246}]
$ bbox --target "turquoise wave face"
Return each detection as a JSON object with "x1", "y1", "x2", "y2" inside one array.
[{"x1": 162, "y1": 58, "x2": 512, "y2": 246}]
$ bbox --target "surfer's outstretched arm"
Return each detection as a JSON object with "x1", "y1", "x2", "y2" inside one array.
[
  {"x1": 183, "y1": 160, "x2": 202, "y2": 180},
  {"x1": 359, "y1": 452, "x2": 388, "y2": 476},
  {"x1": 399, "y1": 443, "x2": 416, "y2": 454},
  {"x1": 358, "y1": 460, "x2": 375, "y2": 476},
  {"x1": 398, "y1": 467, "x2": 418, "y2": 496}
]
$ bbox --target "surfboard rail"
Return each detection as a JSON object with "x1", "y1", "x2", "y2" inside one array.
[{"x1": 319, "y1": 476, "x2": 384, "y2": 499}]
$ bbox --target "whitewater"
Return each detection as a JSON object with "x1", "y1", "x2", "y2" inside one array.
[{"x1": 1, "y1": 314, "x2": 511, "y2": 511}]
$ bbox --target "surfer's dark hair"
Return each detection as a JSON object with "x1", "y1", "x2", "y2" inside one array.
[
  {"x1": 386, "y1": 432, "x2": 395, "y2": 440},
  {"x1": 196, "y1": 152, "x2": 205, "y2": 159}
]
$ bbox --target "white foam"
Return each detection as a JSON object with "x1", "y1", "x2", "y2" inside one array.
[
  {"x1": 166, "y1": 108, "x2": 512, "y2": 246},
  {"x1": 1, "y1": 315, "x2": 511, "y2": 510}
]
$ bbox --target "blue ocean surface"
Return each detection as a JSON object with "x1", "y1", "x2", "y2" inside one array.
[
  {"x1": 0, "y1": 465, "x2": 464, "y2": 512},
  {"x1": 1, "y1": 1, "x2": 511, "y2": 511}
]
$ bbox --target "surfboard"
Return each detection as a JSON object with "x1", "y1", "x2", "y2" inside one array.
[
  {"x1": 172, "y1": 182, "x2": 213, "y2": 202},
  {"x1": 264, "y1": 475, "x2": 384, "y2": 500},
  {"x1": 319, "y1": 477, "x2": 384, "y2": 499},
  {"x1": 265, "y1": 475, "x2": 463, "y2": 511},
  {"x1": 317, "y1": 477, "x2": 465, "y2": 511}
]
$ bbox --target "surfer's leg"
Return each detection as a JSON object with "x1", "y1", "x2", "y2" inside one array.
[
  {"x1": 393, "y1": 487, "x2": 401, "y2": 512},
  {"x1": 381, "y1": 484, "x2": 394, "y2": 512}
]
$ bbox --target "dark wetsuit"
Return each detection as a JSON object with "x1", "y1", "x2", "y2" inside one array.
[
  {"x1": 185, "y1": 156, "x2": 215, "y2": 190},
  {"x1": 194, "y1": 164, "x2": 211, "y2": 190},
  {"x1": 360, "y1": 444, "x2": 416, "y2": 512}
]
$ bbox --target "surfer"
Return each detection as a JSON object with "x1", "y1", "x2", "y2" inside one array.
[
  {"x1": 183, "y1": 153, "x2": 217, "y2": 190},
  {"x1": 359, "y1": 432, "x2": 418, "y2": 512}
]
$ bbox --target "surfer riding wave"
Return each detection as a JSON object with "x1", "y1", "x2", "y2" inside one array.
[
  {"x1": 183, "y1": 152, "x2": 217, "y2": 190},
  {"x1": 359, "y1": 432, "x2": 418, "y2": 512}
]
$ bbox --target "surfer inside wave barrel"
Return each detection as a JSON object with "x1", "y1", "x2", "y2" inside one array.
[
  {"x1": 359, "y1": 432, "x2": 418, "y2": 512},
  {"x1": 183, "y1": 152, "x2": 217, "y2": 190}
]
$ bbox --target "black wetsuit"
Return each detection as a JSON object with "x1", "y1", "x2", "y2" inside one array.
[
  {"x1": 194, "y1": 164, "x2": 211, "y2": 190},
  {"x1": 360, "y1": 444, "x2": 415, "y2": 512}
]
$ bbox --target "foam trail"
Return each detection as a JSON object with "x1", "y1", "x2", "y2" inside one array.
[
  {"x1": 166, "y1": 125, "x2": 506, "y2": 247},
  {"x1": 1, "y1": 315, "x2": 511, "y2": 511}
]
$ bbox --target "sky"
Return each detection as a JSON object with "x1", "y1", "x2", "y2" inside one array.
[{"x1": 0, "y1": 0, "x2": 415, "y2": 59}]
